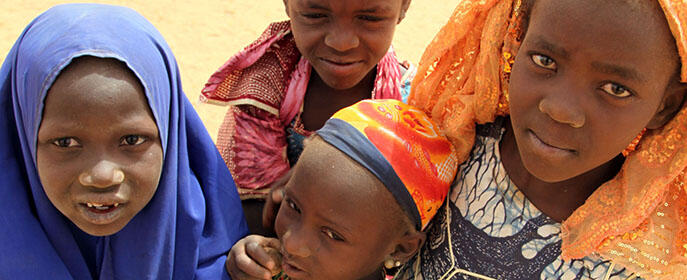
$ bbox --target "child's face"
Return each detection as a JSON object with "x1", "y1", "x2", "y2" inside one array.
[
  {"x1": 36, "y1": 58, "x2": 163, "y2": 236},
  {"x1": 508, "y1": 0, "x2": 683, "y2": 182},
  {"x1": 284, "y1": 0, "x2": 410, "y2": 90},
  {"x1": 274, "y1": 138, "x2": 411, "y2": 280}
]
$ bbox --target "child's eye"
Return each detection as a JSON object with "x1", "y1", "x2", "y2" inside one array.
[
  {"x1": 358, "y1": 15, "x2": 383, "y2": 22},
  {"x1": 52, "y1": 137, "x2": 81, "y2": 148},
  {"x1": 322, "y1": 228, "x2": 344, "y2": 242},
  {"x1": 302, "y1": 13, "x2": 326, "y2": 19},
  {"x1": 287, "y1": 199, "x2": 301, "y2": 214},
  {"x1": 600, "y1": 82, "x2": 632, "y2": 98},
  {"x1": 531, "y1": 54, "x2": 556, "y2": 70},
  {"x1": 120, "y1": 135, "x2": 147, "y2": 146}
]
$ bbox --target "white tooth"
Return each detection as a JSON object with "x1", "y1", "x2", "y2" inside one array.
[
  {"x1": 114, "y1": 203, "x2": 119, "y2": 207},
  {"x1": 92, "y1": 203, "x2": 103, "y2": 207},
  {"x1": 87, "y1": 203, "x2": 93, "y2": 208},
  {"x1": 95, "y1": 205, "x2": 109, "y2": 210}
]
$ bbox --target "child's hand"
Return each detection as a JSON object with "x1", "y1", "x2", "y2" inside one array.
[
  {"x1": 262, "y1": 169, "x2": 292, "y2": 231},
  {"x1": 226, "y1": 235, "x2": 282, "y2": 280}
]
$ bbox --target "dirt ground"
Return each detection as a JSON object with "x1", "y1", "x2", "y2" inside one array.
[{"x1": 1, "y1": 1, "x2": 457, "y2": 140}]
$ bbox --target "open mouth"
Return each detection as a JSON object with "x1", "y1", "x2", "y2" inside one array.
[{"x1": 83, "y1": 202, "x2": 121, "y2": 213}]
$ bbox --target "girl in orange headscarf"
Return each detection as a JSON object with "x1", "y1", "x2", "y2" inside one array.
[{"x1": 396, "y1": 0, "x2": 687, "y2": 279}]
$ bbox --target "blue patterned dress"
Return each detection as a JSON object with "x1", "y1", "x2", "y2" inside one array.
[{"x1": 395, "y1": 119, "x2": 640, "y2": 280}]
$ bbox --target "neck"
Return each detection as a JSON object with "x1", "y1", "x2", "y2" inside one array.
[
  {"x1": 499, "y1": 121, "x2": 623, "y2": 222},
  {"x1": 300, "y1": 68, "x2": 376, "y2": 131}
]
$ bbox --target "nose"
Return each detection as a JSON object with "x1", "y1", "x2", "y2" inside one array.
[
  {"x1": 538, "y1": 92, "x2": 586, "y2": 128},
  {"x1": 324, "y1": 24, "x2": 359, "y2": 52},
  {"x1": 281, "y1": 225, "x2": 314, "y2": 258},
  {"x1": 78, "y1": 160, "x2": 125, "y2": 188}
]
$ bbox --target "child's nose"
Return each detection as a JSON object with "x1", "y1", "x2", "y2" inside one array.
[
  {"x1": 78, "y1": 160, "x2": 125, "y2": 188},
  {"x1": 324, "y1": 25, "x2": 359, "y2": 53},
  {"x1": 281, "y1": 226, "x2": 313, "y2": 258},
  {"x1": 538, "y1": 95, "x2": 586, "y2": 128}
]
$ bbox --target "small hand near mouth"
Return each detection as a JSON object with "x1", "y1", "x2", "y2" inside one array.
[{"x1": 226, "y1": 235, "x2": 282, "y2": 280}]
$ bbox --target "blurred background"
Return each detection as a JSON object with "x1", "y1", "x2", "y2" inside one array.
[{"x1": 1, "y1": 0, "x2": 457, "y2": 140}]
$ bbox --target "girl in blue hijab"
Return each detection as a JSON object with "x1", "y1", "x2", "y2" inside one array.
[{"x1": 0, "y1": 3, "x2": 247, "y2": 279}]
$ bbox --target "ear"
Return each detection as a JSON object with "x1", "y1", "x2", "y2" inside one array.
[
  {"x1": 389, "y1": 230, "x2": 425, "y2": 264},
  {"x1": 397, "y1": 0, "x2": 412, "y2": 24},
  {"x1": 647, "y1": 80, "x2": 687, "y2": 129}
]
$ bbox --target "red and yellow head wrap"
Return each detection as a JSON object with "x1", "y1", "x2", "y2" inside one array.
[
  {"x1": 409, "y1": 0, "x2": 687, "y2": 278},
  {"x1": 317, "y1": 99, "x2": 458, "y2": 230}
]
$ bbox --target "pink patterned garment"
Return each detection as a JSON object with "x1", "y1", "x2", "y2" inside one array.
[{"x1": 201, "y1": 21, "x2": 405, "y2": 199}]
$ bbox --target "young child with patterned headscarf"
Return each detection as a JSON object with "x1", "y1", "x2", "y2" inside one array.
[
  {"x1": 395, "y1": 0, "x2": 687, "y2": 279},
  {"x1": 200, "y1": 0, "x2": 416, "y2": 235},
  {"x1": 224, "y1": 99, "x2": 458, "y2": 280}
]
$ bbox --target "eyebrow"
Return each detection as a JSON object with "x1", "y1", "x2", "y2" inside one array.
[
  {"x1": 356, "y1": 5, "x2": 393, "y2": 13},
  {"x1": 303, "y1": 1, "x2": 329, "y2": 10},
  {"x1": 530, "y1": 37, "x2": 570, "y2": 60},
  {"x1": 591, "y1": 61, "x2": 644, "y2": 82}
]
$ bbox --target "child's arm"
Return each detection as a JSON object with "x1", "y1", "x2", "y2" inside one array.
[{"x1": 226, "y1": 235, "x2": 282, "y2": 280}]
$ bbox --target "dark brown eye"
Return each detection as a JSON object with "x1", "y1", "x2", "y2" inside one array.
[
  {"x1": 601, "y1": 82, "x2": 632, "y2": 98},
  {"x1": 52, "y1": 137, "x2": 80, "y2": 148},
  {"x1": 120, "y1": 135, "x2": 146, "y2": 146},
  {"x1": 531, "y1": 54, "x2": 556, "y2": 70}
]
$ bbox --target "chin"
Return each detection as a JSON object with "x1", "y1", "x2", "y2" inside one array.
[
  {"x1": 521, "y1": 158, "x2": 577, "y2": 183},
  {"x1": 73, "y1": 220, "x2": 128, "y2": 237}
]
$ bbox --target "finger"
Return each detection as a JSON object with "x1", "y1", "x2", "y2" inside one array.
[
  {"x1": 261, "y1": 237, "x2": 281, "y2": 250},
  {"x1": 246, "y1": 242, "x2": 277, "y2": 270},
  {"x1": 234, "y1": 249, "x2": 273, "y2": 279}
]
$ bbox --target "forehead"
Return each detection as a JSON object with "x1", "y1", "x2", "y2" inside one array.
[
  {"x1": 44, "y1": 58, "x2": 150, "y2": 123},
  {"x1": 288, "y1": 0, "x2": 401, "y2": 12},
  {"x1": 523, "y1": 0, "x2": 679, "y2": 79},
  {"x1": 288, "y1": 138, "x2": 398, "y2": 226},
  {"x1": 526, "y1": 0, "x2": 677, "y2": 69}
]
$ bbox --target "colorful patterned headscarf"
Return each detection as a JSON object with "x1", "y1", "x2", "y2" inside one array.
[
  {"x1": 317, "y1": 99, "x2": 458, "y2": 230},
  {"x1": 408, "y1": 0, "x2": 687, "y2": 278}
]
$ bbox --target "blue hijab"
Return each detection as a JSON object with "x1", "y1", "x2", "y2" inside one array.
[{"x1": 0, "y1": 4, "x2": 247, "y2": 279}]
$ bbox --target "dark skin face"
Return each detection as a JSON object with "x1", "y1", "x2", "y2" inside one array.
[
  {"x1": 274, "y1": 137, "x2": 422, "y2": 280},
  {"x1": 501, "y1": 0, "x2": 686, "y2": 221},
  {"x1": 36, "y1": 57, "x2": 163, "y2": 236},
  {"x1": 283, "y1": 0, "x2": 410, "y2": 131}
]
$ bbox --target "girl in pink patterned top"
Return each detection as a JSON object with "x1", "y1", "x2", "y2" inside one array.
[{"x1": 201, "y1": 0, "x2": 415, "y2": 234}]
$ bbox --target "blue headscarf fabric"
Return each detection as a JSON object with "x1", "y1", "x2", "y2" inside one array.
[{"x1": 0, "y1": 3, "x2": 247, "y2": 279}]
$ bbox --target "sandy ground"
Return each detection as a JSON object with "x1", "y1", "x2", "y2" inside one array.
[{"x1": 1, "y1": 1, "x2": 457, "y2": 140}]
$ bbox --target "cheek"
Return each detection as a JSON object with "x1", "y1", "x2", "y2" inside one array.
[
  {"x1": 126, "y1": 144, "x2": 163, "y2": 208},
  {"x1": 35, "y1": 150, "x2": 78, "y2": 202}
]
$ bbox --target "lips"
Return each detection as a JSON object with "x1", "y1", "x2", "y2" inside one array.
[
  {"x1": 318, "y1": 57, "x2": 363, "y2": 76},
  {"x1": 526, "y1": 129, "x2": 576, "y2": 158},
  {"x1": 76, "y1": 195, "x2": 127, "y2": 225},
  {"x1": 280, "y1": 252, "x2": 309, "y2": 279}
]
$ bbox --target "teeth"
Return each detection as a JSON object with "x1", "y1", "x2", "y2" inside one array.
[{"x1": 86, "y1": 202, "x2": 118, "y2": 209}]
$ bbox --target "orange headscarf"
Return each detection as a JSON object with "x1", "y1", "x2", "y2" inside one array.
[
  {"x1": 319, "y1": 99, "x2": 458, "y2": 230},
  {"x1": 409, "y1": 0, "x2": 687, "y2": 278}
]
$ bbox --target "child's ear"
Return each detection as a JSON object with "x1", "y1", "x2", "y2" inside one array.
[
  {"x1": 647, "y1": 81, "x2": 686, "y2": 129},
  {"x1": 398, "y1": 0, "x2": 412, "y2": 24},
  {"x1": 389, "y1": 230, "x2": 426, "y2": 264}
]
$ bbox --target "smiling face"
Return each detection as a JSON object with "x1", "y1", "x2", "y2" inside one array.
[
  {"x1": 274, "y1": 136, "x2": 414, "y2": 280},
  {"x1": 284, "y1": 0, "x2": 410, "y2": 90},
  {"x1": 507, "y1": 0, "x2": 685, "y2": 182},
  {"x1": 36, "y1": 57, "x2": 163, "y2": 236}
]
